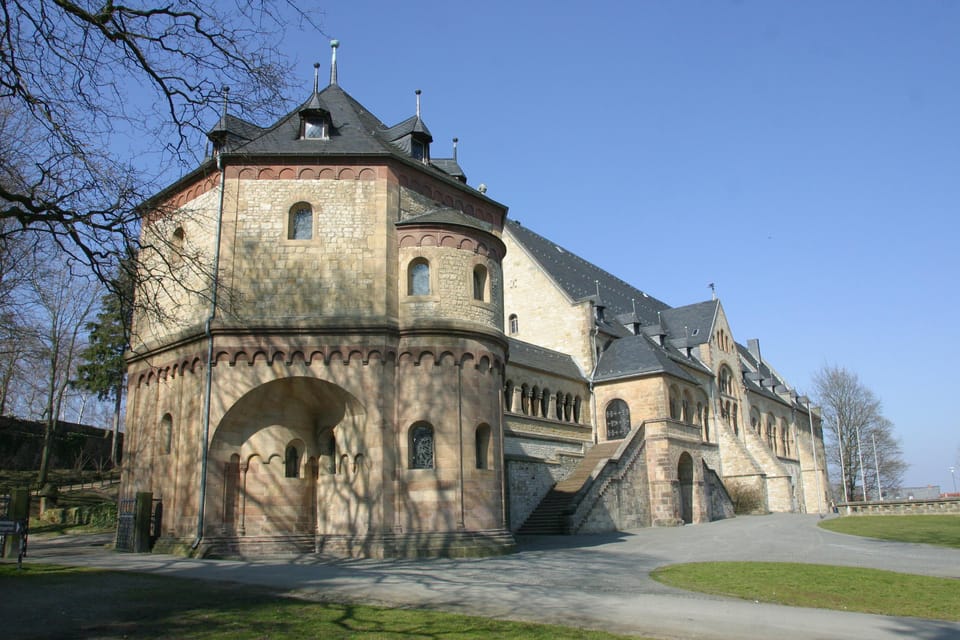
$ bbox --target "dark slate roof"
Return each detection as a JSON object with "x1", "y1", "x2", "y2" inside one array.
[
  {"x1": 658, "y1": 300, "x2": 718, "y2": 347},
  {"x1": 507, "y1": 339, "x2": 585, "y2": 380},
  {"x1": 395, "y1": 207, "x2": 496, "y2": 234},
  {"x1": 594, "y1": 335, "x2": 700, "y2": 383},
  {"x1": 506, "y1": 220, "x2": 670, "y2": 323},
  {"x1": 382, "y1": 114, "x2": 433, "y2": 142},
  {"x1": 216, "y1": 84, "x2": 395, "y2": 156},
  {"x1": 208, "y1": 83, "x2": 487, "y2": 191},
  {"x1": 431, "y1": 158, "x2": 466, "y2": 181}
]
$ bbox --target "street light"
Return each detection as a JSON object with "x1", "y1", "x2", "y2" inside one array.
[{"x1": 951, "y1": 466, "x2": 957, "y2": 495}]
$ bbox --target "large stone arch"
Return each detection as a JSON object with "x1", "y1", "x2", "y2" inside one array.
[{"x1": 208, "y1": 377, "x2": 367, "y2": 538}]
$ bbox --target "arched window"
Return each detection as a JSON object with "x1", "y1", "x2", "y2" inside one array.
[
  {"x1": 682, "y1": 390, "x2": 693, "y2": 424},
  {"x1": 409, "y1": 422, "x2": 434, "y2": 469},
  {"x1": 408, "y1": 258, "x2": 430, "y2": 295},
  {"x1": 564, "y1": 393, "x2": 573, "y2": 422},
  {"x1": 703, "y1": 406, "x2": 711, "y2": 441},
  {"x1": 473, "y1": 265, "x2": 488, "y2": 301},
  {"x1": 339, "y1": 454, "x2": 350, "y2": 474},
  {"x1": 160, "y1": 413, "x2": 173, "y2": 454},
  {"x1": 504, "y1": 380, "x2": 514, "y2": 412},
  {"x1": 285, "y1": 444, "x2": 300, "y2": 478},
  {"x1": 718, "y1": 366, "x2": 734, "y2": 395},
  {"x1": 520, "y1": 384, "x2": 530, "y2": 415},
  {"x1": 555, "y1": 391, "x2": 564, "y2": 420},
  {"x1": 288, "y1": 202, "x2": 313, "y2": 240},
  {"x1": 508, "y1": 314, "x2": 519, "y2": 335},
  {"x1": 573, "y1": 396, "x2": 582, "y2": 423},
  {"x1": 171, "y1": 227, "x2": 185, "y2": 265},
  {"x1": 605, "y1": 399, "x2": 630, "y2": 440},
  {"x1": 540, "y1": 388, "x2": 550, "y2": 418},
  {"x1": 475, "y1": 424, "x2": 491, "y2": 469},
  {"x1": 669, "y1": 386, "x2": 681, "y2": 420},
  {"x1": 530, "y1": 386, "x2": 540, "y2": 417}
]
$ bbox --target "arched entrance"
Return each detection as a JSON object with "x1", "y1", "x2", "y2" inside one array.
[
  {"x1": 677, "y1": 452, "x2": 694, "y2": 524},
  {"x1": 208, "y1": 377, "x2": 366, "y2": 538}
]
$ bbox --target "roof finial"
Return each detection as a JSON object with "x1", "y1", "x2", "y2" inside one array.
[
  {"x1": 595, "y1": 280, "x2": 601, "y2": 300},
  {"x1": 329, "y1": 39, "x2": 339, "y2": 86},
  {"x1": 221, "y1": 85, "x2": 230, "y2": 119},
  {"x1": 452, "y1": 137, "x2": 458, "y2": 162},
  {"x1": 313, "y1": 62, "x2": 320, "y2": 94},
  {"x1": 709, "y1": 282, "x2": 716, "y2": 300},
  {"x1": 415, "y1": 89, "x2": 422, "y2": 118}
]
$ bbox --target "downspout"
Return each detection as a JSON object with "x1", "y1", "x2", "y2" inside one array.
[
  {"x1": 588, "y1": 302, "x2": 600, "y2": 445},
  {"x1": 192, "y1": 152, "x2": 227, "y2": 550},
  {"x1": 457, "y1": 362, "x2": 465, "y2": 529}
]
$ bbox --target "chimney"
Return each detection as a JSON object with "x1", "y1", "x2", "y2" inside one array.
[{"x1": 748, "y1": 338, "x2": 761, "y2": 363}]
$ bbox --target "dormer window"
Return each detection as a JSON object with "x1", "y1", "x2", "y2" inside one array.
[
  {"x1": 411, "y1": 138, "x2": 427, "y2": 162},
  {"x1": 302, "y1": 116, "x2": 328, "y2": 140}
]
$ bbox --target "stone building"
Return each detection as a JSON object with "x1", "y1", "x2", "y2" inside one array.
[{"x1": 121, "y1": 45, "x2": 828, "y2": 557}]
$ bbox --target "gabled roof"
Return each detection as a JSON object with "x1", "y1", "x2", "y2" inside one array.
[
  {"x1": 506, "y1": 220, "x2": 670, "y2": 323},
  {"x1": 594, "y1": 334, "x2": 700, "y2": 383},
  {"x1": 382, "y1": 114, "x2": 433, "y2": 142},
  {"x1": 658, "y1": 300, "x2": 718, "y2": 347},
  {"x1": 508, "y1": 338, "x2": 585, "y2": 380},
  {"x1": 431, "y1": 158, "x2": 466, "y2": 181}
]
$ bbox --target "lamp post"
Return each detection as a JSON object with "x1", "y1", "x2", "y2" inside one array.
[
  {"x1": 872, "y1": 433, "x2": 883, "y2": 502},
  {"x1": 951, "y1": 466, "x2": 957, "y2": 494}
]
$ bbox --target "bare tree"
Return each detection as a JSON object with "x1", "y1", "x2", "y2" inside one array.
[
  {"x1": 19, "y1": 249, "x2": 100, "y2": 486},
  {"x1": 814, "y1": 365, "x2": 906, "y2": 502},
  {"x1": 0, "y1": 0, "x2": 323, "y2": 289}
]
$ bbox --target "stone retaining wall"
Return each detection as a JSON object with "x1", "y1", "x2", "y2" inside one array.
[{"x1": 838, "y1": 497, "x2": 960, "y2": 515}]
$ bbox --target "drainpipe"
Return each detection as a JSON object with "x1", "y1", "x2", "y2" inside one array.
[{"x1": 192, "y1": 151, "x2": 227, "y2": 550}]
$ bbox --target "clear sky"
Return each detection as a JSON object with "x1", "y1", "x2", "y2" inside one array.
[{"x1": 271, "y1": 1, "x2": 959, "y2": 491}]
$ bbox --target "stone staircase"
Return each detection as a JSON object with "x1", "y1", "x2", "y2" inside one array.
[{"x1": 517, "y1": 441, "x2": 622, "y2": 535}]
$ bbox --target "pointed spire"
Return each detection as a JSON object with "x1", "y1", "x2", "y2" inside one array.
[
  {"x1": 452, "y1": 137, "x2": 459, "y2": 162},
  {"x1": 313, "y1": 62, "x2": 320, "y2": 94},
  {"x1": 415, "y1": 89, "x2": 422, "y2": 118},
  {"x1": 330, "y1": 39, "x2": 340, "y2": 86}
]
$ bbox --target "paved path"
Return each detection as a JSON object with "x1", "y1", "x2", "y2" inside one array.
[{"x1": 23, "y1": 514, "x2": 960, "y2": 639}]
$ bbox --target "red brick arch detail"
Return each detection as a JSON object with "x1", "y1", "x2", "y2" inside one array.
[{"x1": 278, "y1": 167, "x2": 296, "y2": 179}]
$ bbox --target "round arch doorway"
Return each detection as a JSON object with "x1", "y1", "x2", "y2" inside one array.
[{"x1": 208, "y1": 376, "x2": 367, "y2": 538}]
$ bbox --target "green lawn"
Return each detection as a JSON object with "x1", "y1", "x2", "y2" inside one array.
[
  {"x1": 651, "y1": 562, "x2": 960, "y2": 621},
  {"x1": 818, "y1": 515, "x2": 960, "y2": 548},
  {"x1": 0, "y1": 563, "x2": 642, "y2": 639}
]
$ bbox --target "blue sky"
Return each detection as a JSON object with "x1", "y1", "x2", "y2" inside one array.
[{"x1": 271, "y1": 1, "x2": 959, "y2": 490}]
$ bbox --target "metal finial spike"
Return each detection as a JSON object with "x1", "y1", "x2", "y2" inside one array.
[
  {"x1": 221, "y1": 86, "x2": 230, "y2": 118},
  {"x1": 313, "y1": 62, "x2": 320, "y2": 93},
  {"x1": 330, "y1": 40, "x2": 339, "y2": 86},
  {"x1": 415, "y1": 89, "x2": 421, "y2": 117},
  {"x1": 452, "y1": 137, "x2": 458, "y2": 161}
]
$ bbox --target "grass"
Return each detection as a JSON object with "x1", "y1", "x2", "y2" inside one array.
[
  {"x1": 818, "y1": 515, "x2": 960, "y2": 548},
  {"x1": 0, "y1": 563, "x2": 642, "y2": 639},
  {"x1": 651, "y1": 562, "x2": 960, "y2": 621}
]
